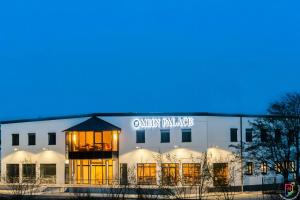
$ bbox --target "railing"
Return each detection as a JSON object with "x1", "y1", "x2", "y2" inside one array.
[{"x1": 70, "y1": 143, "x2": 114, "y2": 152}]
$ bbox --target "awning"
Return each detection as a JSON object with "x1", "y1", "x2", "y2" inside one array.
[{"x1": 64, "y1": 116, "x2": 121, "y2": 132}]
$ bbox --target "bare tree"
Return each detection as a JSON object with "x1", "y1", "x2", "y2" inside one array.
[{"x1": 4, "y1": 159, "x2": 41, "y2": 200}]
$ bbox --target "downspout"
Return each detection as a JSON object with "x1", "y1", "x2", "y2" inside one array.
[{"x1": 240, "y1": 116, "x2": 244, "y2": 192}]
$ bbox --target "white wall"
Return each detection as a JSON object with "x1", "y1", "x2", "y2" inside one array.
[
  {"x1": 0, "y1": 115, "x2": 274, "y2": 187},
  {"x1": 1, "y1": 118, "x2": 88, "y2": 184}
]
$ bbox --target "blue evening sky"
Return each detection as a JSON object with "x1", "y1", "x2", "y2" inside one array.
[{"x1": 0, "y1": 0, "x2": 300, "y2": 120}]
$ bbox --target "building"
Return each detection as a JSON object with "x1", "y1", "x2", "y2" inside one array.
[{"x1": 0, "y1": 113, "x2": 284, "y2": 189}]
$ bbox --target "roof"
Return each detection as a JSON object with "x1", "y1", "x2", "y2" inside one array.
[
  {"x1": 0, "y1": 112, "x2": 290, "y2": 125},
  {"x1": 63, "y1": 116, "x2": 121, "y2": 132}
]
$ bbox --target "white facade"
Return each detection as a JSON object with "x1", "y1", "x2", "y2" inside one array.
[{"x1": 0, "y1": 113, "x2": 280, "y2": 188}]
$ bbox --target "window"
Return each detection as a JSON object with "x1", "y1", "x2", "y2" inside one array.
[
  {"x1": 213, "y1": 163, "x2": 228, "y2": 186},
  {"x1": 6, "y1": 164, "x2": 19, "y2": 183},
  {"x1": 137, "y1": 163, "x2": 156, "y2": 185},
  {"x1": 182, "y1": 163, "x2": 201, "y2": 185},
  {"x1": 12, "y1": 134, "x2": 19, "y2": 146},
  {"x1": 48, "y1": 133, "x2": 56, "y2": 145},
  {"x1": 261, "y1": 129, "x2": 267, "y2": 142},
  {"x1": 230, "y1": 128, "x2": 238, "y2": 142},
  {"x1": 28, "y1": 133, "x2": 36, "y2": 145},
  {"x1": 136, "y1": 130, "x2": 145, "y2": 143},
  {"x1": 275, "y1": 129, "x2": 281, "y2": 143},
  {"x1": 288, "y1": 130, "x2": 295, "y2": 144},
  {"x1": 161, "y1": 129, "x2": 170, "y2": 143},
  {"x1": 286, "y1": 161, "x2": 295, "y2": 173},
  {"x1": 245, "y1": 162, "x2": 253, "y2": 175},
  {"x1": 22, "y1": 164, "x2": 36, "y2": 182},
  {"x1": 275, "y1": 162, "x2": 281, "y2": 174},
  {"x1": 261, "y1": 162, "x2": 268, "y2": 175},
  {"x1": 245, "y1": 129, "x2": 252, "y2": 142},
  {"x1": 120, "y1": 163, "x2": 128, "y2": 185},
  {"x1": 182, "y1": 129, "x2": 192, "y2": 143},
  {"x1": 161, "y1": 163, "x2": 179, "y2": 185},
  {"x1": 67, "y1": 131, "x2": 118, "y2": 152},
  {"x1": 40, "y1": 164, "x2": 56, "y2": 184}
]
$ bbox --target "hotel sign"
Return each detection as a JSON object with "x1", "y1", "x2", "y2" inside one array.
[{"x1": 133, "y1": 117, "x2": 194, "y2": 129}]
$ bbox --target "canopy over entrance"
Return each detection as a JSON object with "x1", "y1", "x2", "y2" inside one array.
[{"x1": 64, "y1": 116, "x2": 121, "y2": 132}]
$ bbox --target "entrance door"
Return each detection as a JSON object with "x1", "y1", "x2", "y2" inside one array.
[{"x1": 74, "y1": 159, "x2": 112, "y2": 185}]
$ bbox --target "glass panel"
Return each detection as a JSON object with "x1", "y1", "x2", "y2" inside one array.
[
  {"x1": 6, "y1": 164, "x2": 19, "y2": 183},
  {"x1": 86, "y1": 131, "x2": 94, "y2": 151},
  {"x1": 161, "y1": 163, "x2": 179, "y2": 185},
  {"x1": 73, "y1": 132, "x2": 79, "y2": 151},
  {"x1": 40, "y1": 164, "x2": 56, "y2": 184},
  {"x1": 112, "y1": 131, "x2": 118, "y2": 151},
  {"x1": 103, "y1": 131, "x2": 112, "y2": 151},
  {"x1": 22, "y1": 164, "x2": 36, "y2": 182},
  {"x1": 76, "y1": 161, "x2": 81, "y2": 184},
  {"x1": 137, "y1": 163, "x2": 156, "y2": 185},
  {"x1": 213, "y1": 163, "x2": 229, "y2": 186},
  {"x1": 94, "y1": 132, "x2": 102, "y2": 151},
  {"x1": 79, "y1": 132, "x2": 86, "y2": 151},
  {"x1": 82, "y1": 165, "x2": 89, "y2": 184}
]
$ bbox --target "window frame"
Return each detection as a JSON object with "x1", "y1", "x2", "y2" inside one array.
[
  {"x1": 12, "y1": 133, "x2": 19, "y2": 146},
  {"x1": 28, "y1": 133, "x2": 36, "y2": 146},
  {"x1": 137, "y1": 163, "x2": 156, "y2": 185},
  {"x1": 160, "y1": 129, "x2": 170, "y2": 143},
  {"x1": 48, "y1": 132, "x2": 56, "y2": 145},
  {"x1": 136, "y1": 130, "x2": 145, "y2": 143},
  {"x1": 182, "y1": 129, "x2": 192, "y2": 143},
  {"x1": 230, "y1": 128, "x2": 238, "y2": 142},
  {"x1": 182, "y1": 163, "x2": 201, "y2": 185},
  {"x1": 261, "y1": 162, "x2": 268, "y2": 175},
  {"x1": 245, "y1": 128, "x2": 253, "y2": 142},
  {"x1": 245, "y1": 162, "x2": 253, "y2": 175},
  {"x1": 40, "y1": 164, "x2": 56, "y2": 184}
]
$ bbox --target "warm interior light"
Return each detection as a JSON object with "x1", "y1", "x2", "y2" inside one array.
[
  {"x1": 113, "y1": 132, "x2": 118, "y2": 141},
  {"x1": 73, "y1": 133, "x2": 77, "y2": 143},
  {"x1": 14, "y1": 148, "x2": 18, "y2": 151}
]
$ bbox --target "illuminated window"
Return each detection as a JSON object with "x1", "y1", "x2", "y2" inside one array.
[
  {"x1": 286, "y1": 161, "x2": 295, "y2": 173},
  {"x1": 103, "y1": 131, "x2": 112, "y2": 151},
  {"x1": 67, "y1": 131, "x2": 118, "y2": 152},
  {"x1": 12, "y1": 134, "x2": 19, "y2": 146},
  {"x1": 137, "y1": 163, "x2": 156, "y2": 185},
  {"x1": 245, "y1": 162, "x2": 253, "y2": 175},
  {"x1": 161, "y1": 129, "x2": 170, "y2": 143},
  {"x1": 261, "y1": 162, "x2": 268, "y2": 175},
  {"x1": 245, "y1": 129, "x2": 252, "y2": 142},
  {"x1": 182, "y1": 129, "x2": 192, "y2": 143},
  {"x1": 161, "y1": 163, "x2": 179, "y2": 185},
  {"x1": 182, "y1": 163, "x2": 201, "y2": 185},
  {"x1": 275, "y1": 162, "x2": 281, "y2": 174},
  {"x1": 136, "y1": 130, "x2": 145, "y2": 143},
  {"x1": 230, "y1": 128, "x2": 238, "y2": 142}
]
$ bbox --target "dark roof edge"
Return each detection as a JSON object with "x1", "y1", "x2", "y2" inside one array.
[{"x1": 0, "y1": 112, "x2": 292, "y2": 125}]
